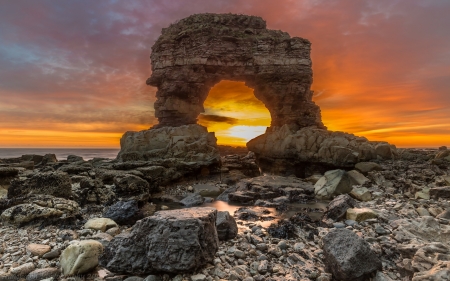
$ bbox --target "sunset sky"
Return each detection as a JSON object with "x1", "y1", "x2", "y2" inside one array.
[{"x1": 0, "y1": 0, "x2": 449, "y2": 148}]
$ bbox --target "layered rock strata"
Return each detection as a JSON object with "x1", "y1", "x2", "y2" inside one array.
[
  {"x1": 118, "y1": 124, "x2": 220, "y2": 169},
  {"x1": 247, "y1": 125, "x2": 397, "y2": 177},
  {"x1": 147, "y1": 13, "x2": 324, "y2": 129}
]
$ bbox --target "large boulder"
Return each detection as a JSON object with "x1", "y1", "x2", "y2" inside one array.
[
  {"x1": 314, "y1": 170, "x2": 357, "y2": 200},
  {"x1": 1, "y1": 195, "x2": 79, "y2": 225},
  {"x1": 100, "y1": 207, "x2": 219, "y2": 274},
  {"x1": 8, "y1": 171, "x2": 72, "y2": 199},
  {"x1": 60, "y1": 240, "x2": 104, "y2": 276},
  {"x1": 247, "y1": 125, "x2": 396, "y2": 177},
  {"x1": 322, "y1": 228, "x2": 382, "y2": 280},
  {"x1": 117, "y1": 125, "x2": 220, "y2": 169}
]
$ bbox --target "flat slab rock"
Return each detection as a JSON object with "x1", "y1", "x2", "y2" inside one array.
[{"x1": 100, "y1": 207, "x2": 219, "y2": 274}]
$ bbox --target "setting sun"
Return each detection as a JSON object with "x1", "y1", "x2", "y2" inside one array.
[{"x1": 198, "y1": 81, "x2": 271, "y2": 146}]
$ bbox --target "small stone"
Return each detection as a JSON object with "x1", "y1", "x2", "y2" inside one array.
[
  {"x1": 160, "y1": 205, "x2": 169, "y2": 210},
  {"x1": 105, "y1": 227, "x2": 121, "y2": 237},
  {"x1": 234, "y1": 250, "x2": 246, "y2": 259},
  {"x1": 10, "y1": 262, "x2": 35, "y2": 276},
  {"x1": 333, "y1": 223, "x2": 346, "y2": 228},
  {"x1": 258, "y1": 260, "x2": 268, "y2": 274},
  {"x1": 124, "y1": 277, "x2": 144, "y2": 281},
  {"x1": 293, "y1": 242, "x2": 305, "y2": 252},
  {"x1": 346, "y1": 208, "x2": 377, "y2": 222},
  {"x1": 42, "y1": 249, "x2": 61, "y2": 259},
  {"x1": 27, "y1": 244, "x2": 51, "y2": 257},
  {"x1": 277, "y1": 240, "x2": 288, "y2": 250},
  {"x1": 190, "y1": 274, "x2": 206, "y2": 281},
  {"x1": 415, "y1": 191, "x2": 430, "y2": 200},
  {"x1": 428, "y1": 207, "x2": 444, "y2": 217},
  {"x1": 416, "y1": 207, "x2": 430, "y2": 217},
  {"x1": 26, "y1": 268, "x2": 60, "y2": 281},
  {"x1": 84, "y1": 218, "x2": 118, "y2": 232},
  {"x1": 143, "y1": 275, "x2": 160, "y2": 281},
  {"x1": 350, "y1": 187, "x2": 372, "y2": 202}
]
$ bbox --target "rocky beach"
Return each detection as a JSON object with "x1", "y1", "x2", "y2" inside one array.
[{"x1": 0, "y1": 145, "x2": 449, "y2": 281}]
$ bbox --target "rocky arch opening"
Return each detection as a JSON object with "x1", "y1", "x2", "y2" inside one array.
[{"x1": 197, "y1": 80, "x2": 271, "y2": 147}]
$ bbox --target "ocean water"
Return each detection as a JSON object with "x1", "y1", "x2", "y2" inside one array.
[{"x1": 0, "y1": 148, "x2": 120, "y2": 161}]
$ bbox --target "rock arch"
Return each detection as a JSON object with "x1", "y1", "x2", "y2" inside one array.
[
  {"x1": 147, "y1": 13, "x2": 325, "y2": 130},
  {"x1": 118, "y1": 13, "x2": 396, "y2": 178}
]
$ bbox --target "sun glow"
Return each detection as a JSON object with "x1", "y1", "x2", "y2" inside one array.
[{"x1": 198, "y1": 80, "x2": 271, "y2": 146}]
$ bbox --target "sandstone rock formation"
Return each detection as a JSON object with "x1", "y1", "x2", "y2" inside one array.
[
  {"x1": 247, "y1": 125, "x2": 397, "y2": 177},
  {"x1": 147, "y1": 13, "x2": 324, "y2": 129},
  {"x1": 116, "y1": 13, "x2": 397, "y2": 177},
  {"x1": 117, "y1": 124, "x2": 220, "y2": 171}
]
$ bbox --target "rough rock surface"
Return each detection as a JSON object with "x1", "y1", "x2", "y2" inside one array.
[
  {"x1": 314, "y1": 169, "x2": 357, "y2": 200},
  {"x1": 322, "y1": 194, "x2": 358, "y2": 222},
  {"x1": 216, "y1": 211, "x2": 238, "y2": 241},
  {"x1": 248, "y1": 125, "x2": 396, "y2": 176},
  {"x1": 180, "y1": 193, "x2": 204, "y2": 207},
  {"x1": 225, "y1": 175, "x2": 314, "y2": 205},
  {"x1": 8, "y1": 171, "x2": 72, "y2": 199},
  {"x1": 1, "y1": 195, "x2": 79, "y2": 225},
  {"x1": 147, "y1": 13, "x2": 324, "y2": 129},
  {"x1": 103, "y1": 200, "x2": 143, "y2": 225},
  {"x1": 84, "y1": 218, "x2": 118, "y2": 232},
  {"x1": 322, "y1": 228, "x2": 382, "y2": 280},
  {"x1": 118, "y1": 125, "x2": 220, "y2": 170},
  {"x1": 100, "y1": 207, "x2": 219, "y2": 274}
]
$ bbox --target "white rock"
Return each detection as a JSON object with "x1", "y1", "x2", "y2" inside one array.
[{"x1": 60, "y1": 240, "x2": 103, "y2": 276}]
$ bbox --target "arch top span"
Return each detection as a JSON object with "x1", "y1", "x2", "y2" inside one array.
[{"x1": 147, "y1": 13, "x2": 326, "y2": 130}]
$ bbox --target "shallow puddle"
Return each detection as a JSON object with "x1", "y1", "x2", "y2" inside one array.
[{"x1": 153, "y1": 198, "x2": 328, "y2": 228}]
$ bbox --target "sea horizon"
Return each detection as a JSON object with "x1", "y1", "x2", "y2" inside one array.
[{"x1": 0, "y1": 148, "x2": 120, "y2": 160}]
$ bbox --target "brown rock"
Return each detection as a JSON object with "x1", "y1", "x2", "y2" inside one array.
[
  {"x1": 26, "y1": 243, "x2": 51, "y2": 257},
  {"x1": 147, "y1": 13, "x2": 324, "y2": 130}
]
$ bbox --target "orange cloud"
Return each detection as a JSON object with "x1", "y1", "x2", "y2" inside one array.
[{"x1": 0, "y1": 1, "x2": 449, "y2": 148}]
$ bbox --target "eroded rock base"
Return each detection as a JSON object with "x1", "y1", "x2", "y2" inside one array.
[
  {"x1": 118, "y1": 124, "x2": 220, "y2": 173},
  {"x1": 247, "y1": 125, "x2": 397, "y2": 177}
]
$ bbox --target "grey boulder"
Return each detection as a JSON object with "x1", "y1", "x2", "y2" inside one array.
[
  {"x1": 216, "y1": 211, "x2": 238, "y2": 241},
  {"x1": 100, "y1": 207, "x2": 219, "y2": 274},
  {"x1": 323, "y1": 228, "x2": 381, "y2": 280}
]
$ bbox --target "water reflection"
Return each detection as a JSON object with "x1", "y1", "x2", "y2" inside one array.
[{"x1": 154, "y1": 199, "x2": 328, "y2": 228}]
